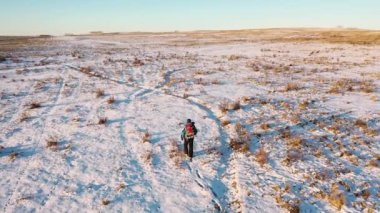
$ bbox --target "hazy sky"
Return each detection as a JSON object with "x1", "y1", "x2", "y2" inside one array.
[{"x1": 1, "y1": 0, "x2": 379, "y2": 35}]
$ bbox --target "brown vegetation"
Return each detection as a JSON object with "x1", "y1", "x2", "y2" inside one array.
[
  {"x1": 28, "y1": 101, "x2": 42, "y2": 109},
  {"x1": 96, "y1": 88, "x2": 105, "y2": 98},
  {"x1": 107, "y1": 96, "x2": 115, "y2": 104},
  {"x1": 142, "y1": 130, "x2": 151, "y2": 143},
  {"x1": 101, "y1": 199, "x2": 111, "y2": 205},
  {"x1": 285, "y1": 83, "x2": 300, "y2": 91},
  {"x1": 98, "y1": 117, "x2": 107, "y2": 125},
  {"x1": 255, "y1": 147, "x2": 267, "y2": 167},
  {"x1": 8, "y1": 152, "x2": 18, "y2": 161},
  {"x1": 46, "y1": 136, "x2": 59, "y2": 150}
]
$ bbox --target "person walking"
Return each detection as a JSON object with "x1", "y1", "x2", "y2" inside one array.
[{"x1": 181, "y1": 119, "x2": 198, "y2": 161}]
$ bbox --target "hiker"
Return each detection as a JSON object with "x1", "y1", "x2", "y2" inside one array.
[{"x1": 181, "y1": 119, "x2": 198, "y2": 161}]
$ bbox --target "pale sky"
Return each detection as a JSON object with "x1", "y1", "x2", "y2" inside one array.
[{"x1": 1, "y1": 0, "x2": 379, "y2": 35}]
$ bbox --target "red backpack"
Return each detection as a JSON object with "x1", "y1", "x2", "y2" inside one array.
[{"x1": 185, "y1": 123, "x2": 194, "y2": 139}]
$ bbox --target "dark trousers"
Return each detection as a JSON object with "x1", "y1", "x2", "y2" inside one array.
[{"x1": 184, "y1": 138, "x2": 194, "y2": 158}]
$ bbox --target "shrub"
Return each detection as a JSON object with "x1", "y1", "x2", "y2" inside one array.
[
  {"x1": 283, "y1": 148, "x2": 303, "y2": 165},
  {"x1": 29, "y1": 101, "x2": 42, "y2": 109},
  {"x1": 355, "y1": 119, "x2": 367, "y2": 129},
  {"x1": 290, "y1": 113, "x2": 300, "y2": 124},
  {"x1": 8, "y1": 152, "x2": 18, "y2": 161},
  {"x1": 107, "y1": 96, "x2": 115, "y2": 104},
  {"x1": 360, "y1": 82, "x2": 375, "y2": 93},
  {"x1": 169, "y1": 139, "x2": 185, "y2": 168},
  {"x1": 255, "y1": 147, "x2": 267, "y2": 167},
  {"x1": 218, "y1": 100, "x2": 229, "y2": 113},
  {"x1": 241, "y1": 96, "x2": 251, "y2": 103},
  {"x1": 221, "y1": 120, "x2": 231, "y2": 127},
  {"x1": 98, "y1": 117, "x2": 107, "y2": 125},
  {"x1": 285, "y1": 82, "x2": 300, "y2": 91},
  {"x1": 367, "y1": 157, "x2": 379, "y2": 168},
  {"x1": 116, "y1": 183, "x2": 126, "y2": 192},
  {"x1": 287, "y1": 137, "x2": 303, "y2": 149},
  {"x1": 298, "y1": 100, "x2": 309, "y2": 110},
  {"x1": 46, "y1": 136, "x2": 59, "y2": 150},
  {"x1": 143, "y1": 150, "x2": 153, "y2": 164},
  {"x1": 101, "y1": 199, "x2": 111, "y2": 205},
  {"x1": 281, "y1": 130, "x2": 291, "y2": 139},
  {"x1": 132, "y1": 57, "x2": 144, "y2": 66},
  {"x1": 329, "y1": 189, "x2": 345, "y2": 210},
  {"x1": 260, "y1": 123, "x2": 270, "y2": 130},
  {"x1": 19, "y1": 112, "x2": 30, "y2": 122},
  {"x1": 96, "y1": 89, "x2": 105, "y2": 98},
  {"x1": 80, "y1": 66, "x2": 92, "y2": 74},
  {"x1": 230, "y1": 101, "x2": 241, "y2": 110},
  {"x1": 142, "y1": 131, "x2": 151, "y2": 143}
]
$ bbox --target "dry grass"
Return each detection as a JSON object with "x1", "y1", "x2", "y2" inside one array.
[
  {"x1": 19, "y1": 111, "x2": 31, "y2": 122},
  {"x1": 101, "y1": 198, "x2": 111, "y2": 205},
  {"x1": 298, "y1": 100, "x2": 309, "y2": 110},
  {"x1": 280, "y1": 130, "x2": 291, "y2": 139},
  {"x1": 219, "y1": 99, "x2": 241, "y2": 113},
  {"x1": 367, "y1": 157, "x2": 379, "y2": 168},
  {"x1": 328, "y1": 79, "x2": 353, "y2": 93},
  {"x1": 8, "y1": 152, "x2": 18, "y2": 161},
  {"x1": 260, "y1": 123, "x2": 270, "y2": 130},
  {"x1": 28, "y1": 101, "x2": 42, "y2": 109},
  {"x1": 241, "y1": 96, "x2": 251, "y2": 103},
  {"x1": 287, "y1": 137, "x2": 303, "y2": 149},
  {"x1": 359, "y1": 81, "x2": 375, "y2": 93},
  {"x1": 255, "y1": 147, "x2": 267, "y2": 167},
  {"x1": 228, "y1": 54, "x2": 245, "y2": 61},
  {"x1": 328, "y1": 79, "x2": 375, "y2": 94},
  {"x1": 132, "y1": 57, "x2": 144, "y2": 66},
  {"x1": 116, "y1": 183, "x2": 126, "y2": 192},
  {"x1": 96, "y1": 88, "x2": 105, "y2": 98},
  {"x1": 355, "y1": 119, "x2": 367, "y2": 129},
  {"x1": 221, "y1": 120, "x2": 231, "y2": 127},
  {"x1": 46, "y1": 136, "x2": 59, "y2": 150},
  {"x1": 79, "y1": 66, "x2": 92, "y2": 74},
  {"x1": 290, "y1": 113, "x2": 300, "y2": 124},
  {"x1": 107, "y1": 96, "x2": 115, "y2": 104},
  {"x1": 230, "y1": 123, "x2": 251, "y2": 153},
  {"x1": 285, "y1": 82, "x2": 300, "y2": 91},
  {"x1": 169, "y1": 139, "x2": 185, "y2": 168},
  {"x1": 98, "y1": 117, "x2": 107, "y2": 125},
  {"x1": 143, "y1": 150, "x2": 153, "y2": 164},
  {"x1": 218, "y1": 99, "x2": 229, "y2": 113},
  {"x1": 329, "y1": 187, "x2": 346, "y2": 210},
  {"x1": 284, "y1": 148, "x2": 303, "y2": 165},
  {"x1": 230, "y1": 101, "x2": 240, "y2": 110},
  {"x1": 142, "y1": 130, "x2": 151, "y2": 143}
]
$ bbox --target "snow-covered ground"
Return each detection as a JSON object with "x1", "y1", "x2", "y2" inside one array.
[{"x1": 0, "y1": 31, "x2": 379, "y2": 212}]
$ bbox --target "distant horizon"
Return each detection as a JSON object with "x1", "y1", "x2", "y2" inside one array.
[
  {"x1": 1, "y1": 27, "x2": 380, "y2": 37},
  {"x1": 1, "y1": 0, "x2": 379, "y2": 36}
]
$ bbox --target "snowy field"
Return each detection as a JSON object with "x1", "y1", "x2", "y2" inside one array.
[{"x1": 0, "y1": 29, "x2": 379, "y2": 212}]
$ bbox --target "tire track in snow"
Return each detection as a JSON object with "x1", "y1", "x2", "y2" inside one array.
[{"x1": 3, "y1": 69, "x2": 66, "y2": 212}]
